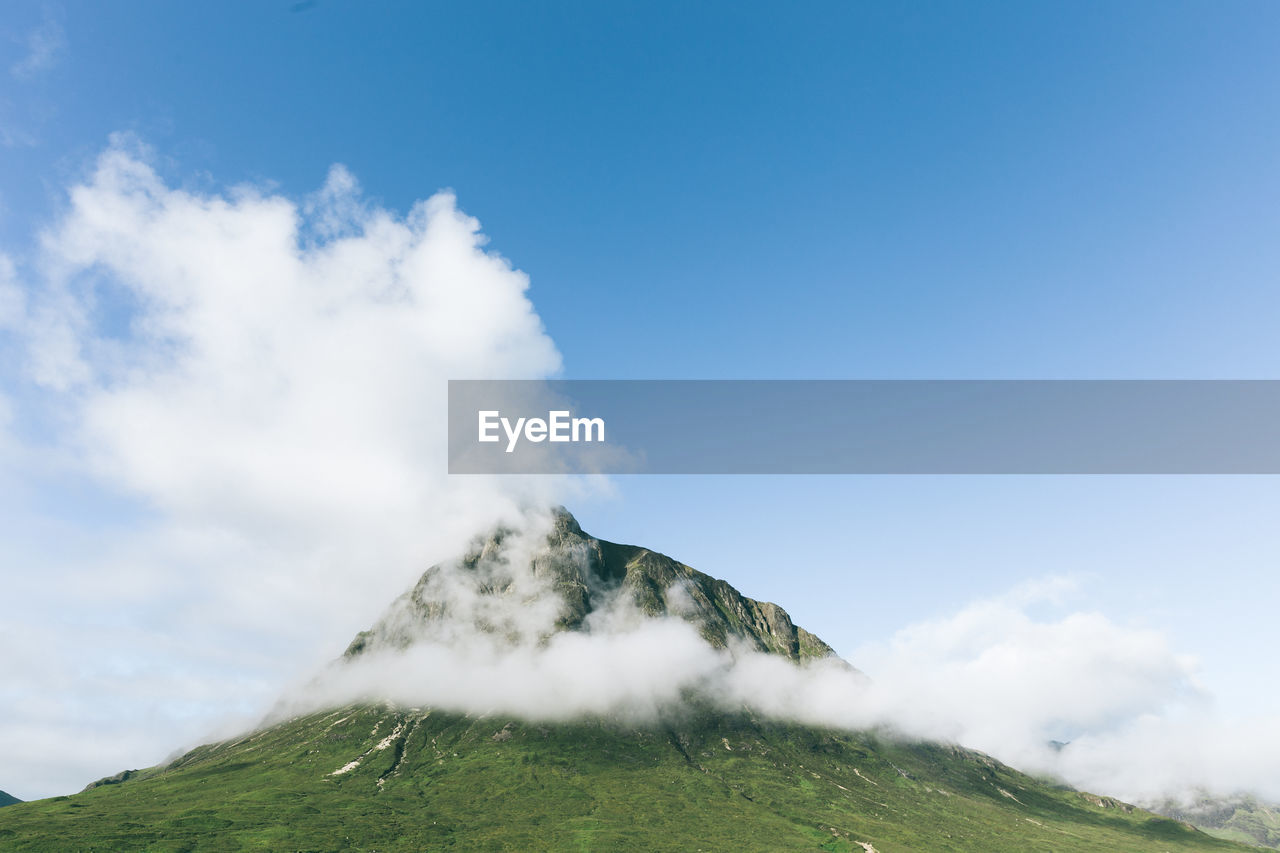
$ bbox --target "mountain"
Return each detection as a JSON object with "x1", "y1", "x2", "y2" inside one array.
[
  {"x1": 1152, "y1": 792, "x2": 1280, "y2": 849},
  {"x1": 0, "y1": 509, "x2": 1257, "y2": 852},
  {"x1": 0, "y1": 791, "x2": 19, "y2": 808},
  {"x1": 342, "y1": 507, "x2": 837, "y2": 664}
]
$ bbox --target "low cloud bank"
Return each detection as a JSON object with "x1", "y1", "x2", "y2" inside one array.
[
  {"x1": 848, "y1": 580, "x2": 1280, "y2": 805},
  {"x1": 294, "y1": 523, "x2": 1280, "y2": 807}
]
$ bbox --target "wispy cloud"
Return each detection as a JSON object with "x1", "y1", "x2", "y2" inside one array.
[{"x1": 10, "y1": 12, "x2": 65, "y2": 80}]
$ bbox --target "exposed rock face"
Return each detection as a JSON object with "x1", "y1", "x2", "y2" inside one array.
[{"x1": 343, "y1": 507, "x2": 839, "y2": 664}]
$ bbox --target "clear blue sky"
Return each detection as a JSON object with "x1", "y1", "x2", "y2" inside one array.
[{"x1": 4, "y1": 0, "x2": 1280, "y2": 796}]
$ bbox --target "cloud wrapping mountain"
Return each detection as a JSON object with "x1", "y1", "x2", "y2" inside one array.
[
  {"x1": 0, "y1": 139, "x2": 576, "y2": 797},
  {"x1": 294, "y1": 508, "x2": 1280, "y2": 807}
]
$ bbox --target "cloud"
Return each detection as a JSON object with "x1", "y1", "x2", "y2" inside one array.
[
  {"x1": 713, "y1": 577, "x2": 1280, "y2": 804},
  {"x1": 0, "y1": 253, "x2": 23, "y2": 327},
  {"x1": 33, "y1": 139, "x2": 561, "y2": 529},
  {"x1": 848, "y1": 578, "x2": 1205, "y2": 761},
  {"x1": 863, "y1": 587, "x2": 1280, "y2": 803},
  {"x1": 288, "y1": 512, "x2": 775, "y2": 723},
  {"x1": 1053, "y1": 713, "x2": 1280, "y2": 805},
  {"x1": 0, "y1": 137, "x2": 578, "y2": 798},
  {"x1": 10, "y1": 12, "x2": 65, "y2": 80}
]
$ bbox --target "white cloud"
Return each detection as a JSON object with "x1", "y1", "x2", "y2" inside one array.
[
  {"x1": 849, "y1": 579, "x2": 1205, "y2": 758},
  {"x1": 1055, "y1": 712, "x2": 1280, "y2": 805},
  {"x1": 738, "y1": 579, "x2": 1280, "y2": 805},
  {"x1": 0, "y1": 253, "x2": 23, "y2": 327},
  {"x1": 0, "y1": 138, "x2": 579, "y2": 798},
  {"x1": 34, "y1": 140, "x2": 561, "y2": 532}
]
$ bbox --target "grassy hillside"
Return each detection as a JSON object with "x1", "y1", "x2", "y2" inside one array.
[
  {"x1": 1154, "y1": 793, "x2": 1280, "y2": 849},
  {"x1": 4, "y1": 511, "x2": 1256, "y2": 850},
  {"x1": 0, "y1": 704, "x2": 1253, "y2": 852}
]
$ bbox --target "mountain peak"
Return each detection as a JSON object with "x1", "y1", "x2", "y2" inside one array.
[
  {"x1": 343, "y1": 507, "x2": 839, "y2": 664},
  {"x1": 3, "y1": 510, "x2": 1254, "y2": 852}
]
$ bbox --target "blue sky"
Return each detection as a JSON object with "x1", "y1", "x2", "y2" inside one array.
[
  {"x1": 6, "y1": 1, "x2": 1280, "y2": 381},
  {"x1": 3, "y1": 1, "x2": 1280, "y2": 799}
]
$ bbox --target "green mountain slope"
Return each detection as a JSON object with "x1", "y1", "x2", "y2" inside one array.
[
  {"x1": 0, "y1": 509, "x2": 1257, "y2": 851},
  {"x1": 0, "y1": 790, "x2": 20, "y2": 808},
  {"x1": 1153, "y1": 793, "x2": 1280, "y2": 849},
  {"x1": 0, "y1": 704, "x2": 1252, "y2": 852}
]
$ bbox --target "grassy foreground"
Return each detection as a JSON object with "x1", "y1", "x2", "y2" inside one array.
[{"x1": 0, "y1": 704, "x2": 1254, "y2": 852}]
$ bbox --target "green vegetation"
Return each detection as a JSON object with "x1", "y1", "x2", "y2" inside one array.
[
  {"x1": 1154, "y1": 792, "x2": 1280, "y2": 849},
  {"x1": 0, "y1": 704, "x2": 1255, "y2": 852},
  {"x1": 0, "y1": 790, "x2": 20, "y2": 808}
]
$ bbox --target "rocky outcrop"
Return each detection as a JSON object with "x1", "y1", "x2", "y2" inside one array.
[{"x1": 81, "y1": 769, "x2": 141, "y2": 792}]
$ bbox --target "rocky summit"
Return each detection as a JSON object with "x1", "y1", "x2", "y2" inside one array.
[{"x1": 343, "y1": 507, "x2": 836, "y2": 664}]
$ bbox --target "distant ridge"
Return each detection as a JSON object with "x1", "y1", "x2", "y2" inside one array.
[
  {"x1": 1152, "y1": 792, "x2": 1280, "y2": 849},
  {"x1": 0, "y1": 790, "x2": 21, "y2": 808}
]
